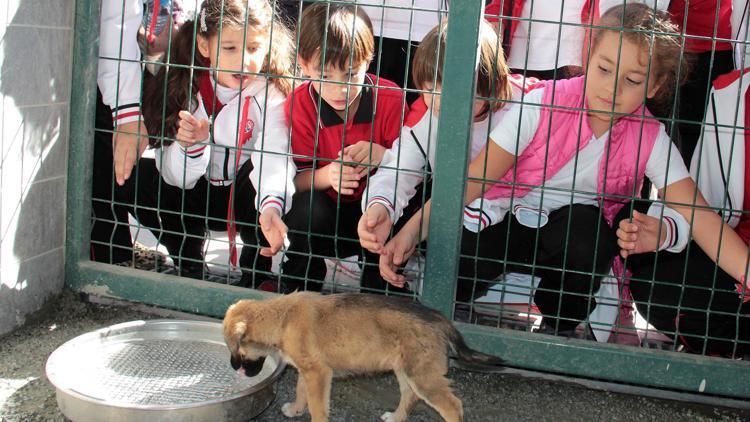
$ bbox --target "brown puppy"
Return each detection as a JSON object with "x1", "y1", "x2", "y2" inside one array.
[{"x1": 223, "y1": 292, "x2": 503, "y2": 422}]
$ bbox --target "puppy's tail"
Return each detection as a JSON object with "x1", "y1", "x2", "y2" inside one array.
[{"x1": 446, "y1": 327, "x2": 505, "y2": 372}]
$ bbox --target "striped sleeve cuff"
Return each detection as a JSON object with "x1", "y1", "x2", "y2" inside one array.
[
  {"x1": 463, "y1": 206, "x2": 491, "y2": 233},
  {"x1": 658, "y1": 216, "x2": 677, "y2": 251},
  {"x1": 367, "y1": 196, "x2": 397, "y2": 222},
  {"x1": 259, "y1": 195, "x2": 285, "y2": 215},
  {"x1": 111, "y1": 103, "x2": 142, "y2": 126},
  {"x1": 181, "y1": 144, "x2": 207, "y2": 159}
]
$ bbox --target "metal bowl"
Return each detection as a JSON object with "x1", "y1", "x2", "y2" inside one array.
[{"x1": 45, "y1": 319, "x2": 285, "y2": 422}]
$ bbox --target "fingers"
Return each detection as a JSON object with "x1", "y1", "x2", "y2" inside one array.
[
  {"x1": 358, "y1": 216, "x2": 381, "y2": 253},
  {"x1": 113, "y1": 133, "x2": 137, "y2": 186},
  {"x1": 379, "y1": 248, "x2": 405, "y2": 287}
]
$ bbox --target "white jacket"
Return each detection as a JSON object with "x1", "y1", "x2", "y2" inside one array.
[
  {"x1": 363, "y1": 75, "x2": 538, "y2": 231},
  {"x1": 691, "y1": 68, "x2": 748, "y2": 229},
  {"x1": 98, "y1": 0, "x2": 146, "y2": 125},
  {"x1": 157, "y1": 78, "x2": 296, "y2": 215}
]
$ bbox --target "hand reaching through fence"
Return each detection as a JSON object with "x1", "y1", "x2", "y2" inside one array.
[
  {"x1": 328, "y1": 153, "x2": 362, "y2": 195},
  {"x1": 112, "y1": 120, "x2": 149, "y2": 185},
  {"x1": 358, "y1": 203, "x2": 393, "y2": 253},
  {"x1": 616, "y1": 210, "x2": 667, "y2": 258},
  {"x1": 379, "y1": 218, "x2": 420, "y2": 287},
  {"x1": 344, "y1": 141, "x2": 386, "y2": 173},
  {"x1": 176, "y1": 110, "x2": 209, "y2": 147},
  {"x1": 259, "y1": 209, "x2": 288, "y2": 257}
]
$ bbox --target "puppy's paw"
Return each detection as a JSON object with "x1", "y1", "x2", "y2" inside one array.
[
  {"x1": 381, "y1": 411, "x2": 403, "y2": 422},
  {"x1": 281, "y1": 402, "x2": 305, "y2": 418}
]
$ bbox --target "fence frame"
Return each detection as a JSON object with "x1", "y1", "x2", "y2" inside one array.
[{"x1": 66, "y1": 0, "x2": 750, "y2": 401}]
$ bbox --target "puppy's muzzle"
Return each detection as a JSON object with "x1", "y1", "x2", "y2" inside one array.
[{"x1": 230, "y1": 354, "x2": 266, "y2": 377}]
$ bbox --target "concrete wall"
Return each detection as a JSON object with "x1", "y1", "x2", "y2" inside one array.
[{"x1": 0, "y1": 0, "x2": 73, "y2": 336}]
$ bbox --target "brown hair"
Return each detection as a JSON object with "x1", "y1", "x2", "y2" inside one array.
[
  {"x1": 591, "y1": 3, "x2": 689, "y2": 110},
  {"x1": 297, "y1": 3, "x2": 374, "y2": 70},
  {"x1": 412, "y1": 19, "x2": 512, "y2": 112},
  {"x1": 142, "y1": 0, "x2": 294, "y2": 147}
]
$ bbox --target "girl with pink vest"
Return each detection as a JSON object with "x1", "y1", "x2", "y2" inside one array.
[{"x1": 380, "y1": 4, "x2": 750, "y2": 336}]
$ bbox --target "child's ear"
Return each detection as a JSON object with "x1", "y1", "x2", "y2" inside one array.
[
  {"x1": 645, "y1": 76, "x2": 665, "y2": 100},
  {"x1": 196, "y1": 35, "x2": 211, "y2": 60},
  {"x1": 297, "y1": 55, "x2": 312, "y2": 77}
]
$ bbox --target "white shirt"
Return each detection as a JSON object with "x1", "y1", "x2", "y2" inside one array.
[
  {"x1": 354, "y1": 0, "x2": 446, "y2": 42},
  {"x1": 488, "y1": 88, "x2": 690, "y2": 225}
]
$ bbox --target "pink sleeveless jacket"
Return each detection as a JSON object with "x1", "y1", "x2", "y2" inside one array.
[{"x1": 484, "y1": 76, "x2": 661, "y2": 227}]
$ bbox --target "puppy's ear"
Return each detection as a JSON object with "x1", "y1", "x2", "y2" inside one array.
[{"x1": 230, "y1": 321, "x2": 247, "y2": 352}]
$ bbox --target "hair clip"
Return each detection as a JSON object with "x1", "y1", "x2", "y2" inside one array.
[{"x1": 200, "y1": 8, "x2": 208, "y2": 33}]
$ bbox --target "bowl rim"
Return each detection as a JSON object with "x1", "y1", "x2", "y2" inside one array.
[{"x1": 45, "y1": 319, "x2": 287, "y2": 411}]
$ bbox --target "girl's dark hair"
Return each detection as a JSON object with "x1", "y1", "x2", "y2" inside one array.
[
  {"x1": 591, "y1": 3, "x2": 689, "y2": 111},
  {"x1": 142, "y1": 0, "x2": 294, "y2": 147},
  {"x1": 412, "y1": 19, "x2": 512, "y2": 112},
  {"x1": 296, "y1": 3, "x2": 374, "y2": 70}
]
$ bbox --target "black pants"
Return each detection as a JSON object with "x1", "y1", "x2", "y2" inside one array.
[
  {"x1": 628, "y1": 243, "x2": 750, "y2": 357},
  {"x1": 465, "y1": 205, "x2": 619, "y2": 331},
  {"x1": 165, "y1": 159, "x2": 271, "y2": 284},
  {"x1": 282, "y1": 190, "x2": 399, "y2": 293},
  {"x1": 674, "y1": 50, "x2": 734, "y2": 164},
  {"x1": 91, "y1": 89, "x2": 140, "y2": 264}
]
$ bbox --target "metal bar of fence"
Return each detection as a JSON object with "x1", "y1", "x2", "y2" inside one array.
[
  {"x1": 420, "y1": 1, "x2": 482, "y2": 318},
  {"x1": 65, "y1": 0, "x2": 100, "y2": 281}
]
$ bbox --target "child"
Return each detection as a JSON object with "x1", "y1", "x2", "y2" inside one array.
[
  {"x1": 358, "y1": 18, "x2": 539, "y2": 301},
  {"x1": 140, "y1": 0, "x2": 296, "y2": 287},
  {"x1": 282, "y1": 3, "x2": 408, "y2": 293},
  {"x1": 379, "y1": 4, "x2": 750, "y2": 335},
  {"x1": 617, "y1": 67, "x2": 750, "y2": 357}
]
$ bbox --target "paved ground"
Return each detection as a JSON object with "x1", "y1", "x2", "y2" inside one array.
[{"x1": 1, "y1": 291, "x2": 749, "y2": 422}]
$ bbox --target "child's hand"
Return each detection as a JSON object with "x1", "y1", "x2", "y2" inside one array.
[
  {"x1": 112, "y1": 120, "x2": 149, "y2": 186},
  {"x1": 327, "y1": 153, "x2": 362, "y2": 195},
  {"x1": 176, "y1": 110, "x2": 209, "y2": 147},
  {"x1": 358, "y1": 204, "x2": 393, "y2": 253},
  {"x1": 616, "y1": 210, "x2": 667, "y2": 258},
  {"x1": 258, "y1": 208, "x2": 288, "y2": 257},
  {"x1": 379, "y1": 226, "x2": 419, "y2": 287},
  {"x1": 344, "y1": 141, "x2": 386, "y2": 173}
]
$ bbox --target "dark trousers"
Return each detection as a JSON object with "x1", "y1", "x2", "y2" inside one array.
[
  {"x1": 464, "y1": 205, "x2": 619, "y2": 331},
  {"x1": 628, "y1": 244, "x2": 750, "y2": 357},
  {"x1": 154, "y1": 159, "x2": 271, "y2": 284},
  {"x1": 282, "y1": 190, "x2": 400, "y2": 293},
  {"x1": 674, "y1": 50, "x2": 734, "y2": 164},
  {"x1": 90, "y1": 90, "x2": 138, "y2": 264}
]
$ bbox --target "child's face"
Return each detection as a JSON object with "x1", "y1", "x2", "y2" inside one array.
[
  {"x1": 586, "y1": 31, "x2": 662, "y2": 128},
  {"x1": 299, "y1": 57, "x2": 369, "y2": 111},
  {"x1": 422, "y1": 83, "x2": 489, "y2": 120},
  {"x1": 198, "y1": 25, "x2": 269, "y2": 90}
]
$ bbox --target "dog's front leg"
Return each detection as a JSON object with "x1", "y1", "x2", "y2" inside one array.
[
  {"x1": 281, "y1": 371, "x2": 308, "y2": 418},
  {"x1": 301, "y1": 366, "x2": 333, "y2": 422}
]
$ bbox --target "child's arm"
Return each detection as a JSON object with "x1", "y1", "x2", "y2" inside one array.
[
  {"x1": 661, "y1": 177, "x2": 749, "y2": 285},
  {"x1": 158, "y1": 108, "x2": 211, "y2": 189},
  {"x1": 293, "y1": 158, "x2": 363, "y2": 194},
  {"x1": 99, "y1": 0, "x2": 147, "y2": 185}
]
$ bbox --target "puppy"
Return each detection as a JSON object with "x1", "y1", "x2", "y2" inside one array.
[{"x1": 223, "y1": 292, "x2": 503, "y2": 422}]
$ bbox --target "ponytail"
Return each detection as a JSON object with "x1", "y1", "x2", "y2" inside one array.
[{"x1": 142, "y1": 19, "x2": 201, "y2": 147}]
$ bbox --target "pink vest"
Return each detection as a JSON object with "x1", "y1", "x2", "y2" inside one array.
[{"x1": 484, "y1": 76, "x2": 661, "y2": 227}]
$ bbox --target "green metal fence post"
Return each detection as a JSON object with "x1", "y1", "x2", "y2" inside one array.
[
  {"x1": 420, "y1": 2, "x2": 482, "y2": 317},
  {"x1": 65, "y1": 0, "x2": 100, "y2": 287}
]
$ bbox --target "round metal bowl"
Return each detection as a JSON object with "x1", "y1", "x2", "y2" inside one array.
[{"x1": 45, "y1": 319, "x2": 286, "y2": 422}]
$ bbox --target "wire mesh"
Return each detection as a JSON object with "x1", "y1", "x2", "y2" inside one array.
[{"x1": 69, "y1": 0, "x2": 750, "y2": 399}]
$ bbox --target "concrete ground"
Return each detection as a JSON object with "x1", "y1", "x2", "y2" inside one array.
[{"x1": 1, "y1": 291, "x2": 749, "y2": 422}]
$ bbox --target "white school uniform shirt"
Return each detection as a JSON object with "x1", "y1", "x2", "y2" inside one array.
[
  {"x1": 362, "y1": 79, "x2": 534, "y2": 230},
  {"x1": 488, "y1": 87, "x2": 690, "y2": 230},
  {"x1": 157, "y1": 77, "x2": 296, "y2": 215},
  {"x1": 99, "y1": 0, "x2": 146, "y2": 125},
  {"x1": 506, "y1": 0, "x2": 669, "y2": 71},
  {"x1": 354, "y1": 0, "x2": 446, "y2": 42}
]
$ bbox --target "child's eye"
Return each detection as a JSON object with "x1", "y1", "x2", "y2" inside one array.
[
  {"x1": 222, "y1": 46, "x2": 236, "y2": 52},
  {"x1": 626, "y1": 77, "x2": 643, "y2": 86},
  {"x1": 598, "y1": 65, "x2": 610, "y2": 74}
]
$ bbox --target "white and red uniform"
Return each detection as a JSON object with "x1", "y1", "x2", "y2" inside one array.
[{"x1": 156, "y1": 76, "x2": 296, "y2": 216}]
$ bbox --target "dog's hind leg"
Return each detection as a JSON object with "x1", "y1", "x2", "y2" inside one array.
[
  {"x1": 381, "y1": 369, "x2": 418, "y2": 422},
  {"x1": 301, "y1": 366, "x2": 333, "y2": 422},
  {"x1": 405, "y1": 362, "x2": 463, "y2": 422},
  {"x1": 281, "y1": 371, "x2": 308, "y2": 418}
]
